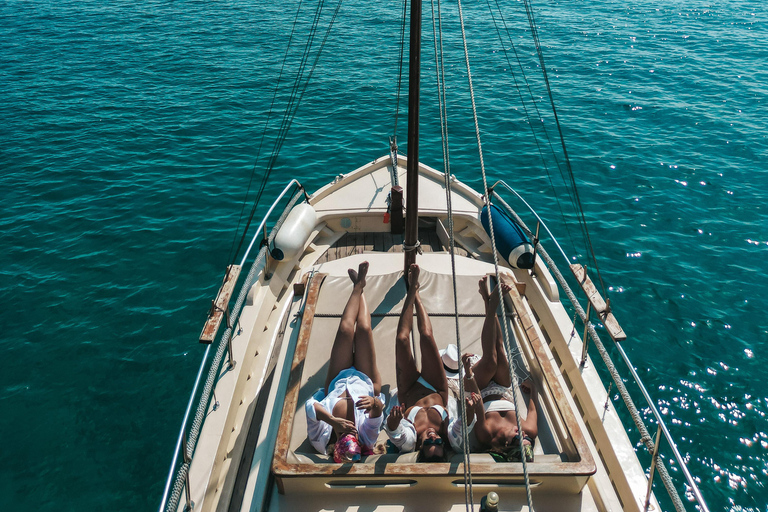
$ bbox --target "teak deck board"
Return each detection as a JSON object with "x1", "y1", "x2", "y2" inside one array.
[{"x1": 317, "y1": 227, "x2": 467, "y2": 264}]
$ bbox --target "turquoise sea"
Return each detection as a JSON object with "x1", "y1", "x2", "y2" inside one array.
[{"x1": 2, "y1": 0, "x2": 766, "y2": 510}]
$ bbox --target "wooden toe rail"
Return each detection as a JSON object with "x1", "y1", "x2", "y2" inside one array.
[{"x1": 570, "y1": 264, "x2": 626, "y2": 342}]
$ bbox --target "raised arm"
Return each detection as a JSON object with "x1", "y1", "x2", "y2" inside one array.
[{"x1": 520, "y1": 380, "x2": 539, "y2": 440}]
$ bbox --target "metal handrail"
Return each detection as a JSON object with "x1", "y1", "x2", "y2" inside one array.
[
  {"x1": 239, "y1": 179, "x2": 305, "y2": 267},
  {"x1": 158, "y1": 345, "x2": 211, "y2": 512},
  {"x1": 159, "y1": 180, "x2": 305, "y2": 512},
  {"x1": 490, "y1": 180, "x2": 709, "y2": 512},
  {"x1": 490, "y1": 180, "x2": 570, "y2": 265}
]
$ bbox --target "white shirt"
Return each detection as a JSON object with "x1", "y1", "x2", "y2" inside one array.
[
  {"x1": 384, "y1": 396, "x2": 474, "y2": 453},
  {"x1": 305, "y1": 367, "x2": 384, "y2": 455}
]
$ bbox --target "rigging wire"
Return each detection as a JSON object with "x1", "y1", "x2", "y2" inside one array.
[
  {"x1": 227, "y1": 0, "x2": 307, "y2": 267},
  {"x1": 484, "y1": 0, "x2": 582, "y2": 261},
  {"x1": 393, "y1": 0, "x2": 409, "y2": 139},
  {"x1": 429, "y1": 0, "x2": 474, "y2": 509},
  {"x1": 455, "y1": 0, "x2": 535, "y2": 509},
  {"x1": 229, "y1": 0, "x2": 344, "y2": 269},
  {"x1": 518, "y1": 0, "x2": 610, "y2": 299}
]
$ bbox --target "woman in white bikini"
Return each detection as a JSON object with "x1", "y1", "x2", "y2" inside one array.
[
  {"x1": 384, "y1": 264, "x2": 475, "y2": 461},
  {"x1": 305, "y1": 261, "x2": 385, "y2": 462},
  {"x1": 462, "y1": 276, "x2": 539, "y2": 462}
]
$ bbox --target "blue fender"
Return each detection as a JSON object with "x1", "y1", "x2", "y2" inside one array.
[{"x1": 480, "y1": 204, "x2": 535, "y2": 269}]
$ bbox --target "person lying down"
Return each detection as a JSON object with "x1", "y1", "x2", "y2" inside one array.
[
  {"x1": 384, "y1": 264, "x2": 478, "y2": 462},
  {"x1": 304, "y1": 262, "x2": 385, "y2": 463},
  {"x1": 460, "y1": 276, "x2": 539, "y2": 462}
]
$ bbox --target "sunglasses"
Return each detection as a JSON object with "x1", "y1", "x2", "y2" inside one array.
[{"x1": 422, "y1": 438, "x2": 444, "y2": 447}]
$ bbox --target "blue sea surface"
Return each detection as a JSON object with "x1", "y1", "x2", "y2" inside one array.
[{"x1": 1, "y1": 1, "x2": 766, "y2": 510}]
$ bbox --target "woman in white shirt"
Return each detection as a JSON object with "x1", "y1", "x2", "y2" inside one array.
[
  {"x1": 384, "y1": 264, "x2": 474, "y2": 461},
  {"x1": 305, "y1": 261, "x2": 385, "y2": 462}
]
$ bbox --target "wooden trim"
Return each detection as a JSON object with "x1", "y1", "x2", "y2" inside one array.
[
  {"x1": 570, "y1": 264, "x2": 626, "y2": 342},
  {"x1": 499, "y1": 273, "x2": 596, "y2": 471},
  {"x1": 273, "y1": 272, "x2": 327, "y2": 477},
  {"x1": 199, "y1": 264, "x2": 242, "y2": 344},
  {"x1": 271, "y1": 271, "x2": 595, "y2": 486}
]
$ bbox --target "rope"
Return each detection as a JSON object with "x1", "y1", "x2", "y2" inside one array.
[
  {"x1": 429, "y1": 0, "x2": 473, "y2": 506},
  {"x1": 491, "y1": 193, "x2": 687, "y2": 512},
  {"x1": 228, "y1": 0, "x2": 307, "y2": 267},
  {"x1": 518, "y1": 0, "x2": 609, "y2": 301},
  {"x1": 230, "y1": 0, "x2": 343, "y2": 269},
  {"x1": 165, "y1": 191, "x2": 304, "y2": 512},
  {"x1": 393, "y1": 0, "x2": 408, "y2": 138},
  {"x1": 458, "y1": 0, "x2": 533, "y2": 511},
  {"x1": 314, "y1": 312, "x2": 515, "y2": 318},
  {"x1": 402, "y1": 240, "x2": 422, "y2": 253},
  {"x1": 483, "y1": 0, "x2": 582, "y2": 258},
  {"x1": 455, "y1": 0, "x2": 534, "y2": 509}
]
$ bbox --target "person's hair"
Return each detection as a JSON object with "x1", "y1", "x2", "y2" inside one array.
[{"x1": 417, "y1": 445, "x2": 448, "y2": 463}]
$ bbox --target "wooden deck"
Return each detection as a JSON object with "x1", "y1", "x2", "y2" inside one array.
[{"x1": 316, "y1": 228, "x2": 468, "y2": 263}]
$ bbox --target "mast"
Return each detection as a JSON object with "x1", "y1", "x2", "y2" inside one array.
[{"x1": 404, "y1": 0, "x2": 421, "y2": 273}]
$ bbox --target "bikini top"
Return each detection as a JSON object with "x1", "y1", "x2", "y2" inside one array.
[{"x1": 407, "y1": 404, "x2": 448, "y2": 424}]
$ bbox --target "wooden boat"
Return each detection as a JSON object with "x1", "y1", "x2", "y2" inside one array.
[{"x1": 159, "y1": 2, "x2": 710, "y2": 511}]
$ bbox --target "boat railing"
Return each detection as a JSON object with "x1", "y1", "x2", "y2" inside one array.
[
  {"x1": 490, "y1": 180, "x2": 709, "y2": 512},
  {"x1": 159, "y1": 179, "x2": 307, "y2": 512}
]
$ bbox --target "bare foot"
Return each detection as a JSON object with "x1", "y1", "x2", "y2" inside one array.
[
  {"x1": 478, "y1": 276, "x2": 490, "y2": 302},
  {"x1": 407, "y1": 263, "x2": 420, "y2": 294},
  {"x1": 355, "y1": 261, "x2": 369, "y2": 288},
  {"x1": 488, "y1": 282, "x2": 511, "y2": 312}
]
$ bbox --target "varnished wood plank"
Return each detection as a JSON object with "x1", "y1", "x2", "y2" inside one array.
[
  {"x1": 199, "y1": 265, "x2": 242, "y2": 344},
  {"x1": 384, "y1": 233, "x2": 395, "y2": 252},
  {"x1": 419, "y1": 233, "x2": 432, "y2": 253},
  {"x1": 570, "y1": 264, "x2": 626, "y2": 342},
  {"x1": 273, "y1": 267, "x2": 596, "y2": 481},
  {"x1": 273, "y1": 273, "x2": 327, "y2": 477}
]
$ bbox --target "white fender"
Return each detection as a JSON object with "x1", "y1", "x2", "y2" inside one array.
[{"x1": 272, "y1": 202, "x2": 317, "y2": 261}]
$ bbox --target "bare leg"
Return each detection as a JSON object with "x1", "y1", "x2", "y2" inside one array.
[
  {"x1": 492, "y1": 313, "x2": 512, "y2": 387},
  {"x1": 472, "y1": 277, "x2": 505, "y2": 389},
  {"x1": 353, "y1": 291, "x2": 382, "y2": 395},
  {"x1": 395, "y1": 264, "x2": 420, "y2": 400},
  {"x1": 414, "y1": 292, "x2": 448, "y2": 401},
  {"x1": 325, "y1": 261, "x2": 368, "y2": 392}
]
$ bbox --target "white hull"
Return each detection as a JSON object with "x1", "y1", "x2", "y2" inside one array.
[{"x1": 177, "y1": 155, "x2": 659, "y2": 512}]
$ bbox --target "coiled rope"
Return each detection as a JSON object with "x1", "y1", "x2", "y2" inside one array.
[
  {"x1": 455, "y1": 0, "x2": 535, "y2": 509},
  {"x1": 165, "y1": 190, "x2": 305, "y2": 512}
]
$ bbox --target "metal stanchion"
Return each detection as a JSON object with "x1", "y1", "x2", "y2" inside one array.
[
  {"x1": 183, "y1": 432, "x2": 194, "y2": 511},
  {"x1": 580, "y1": 302, "x2": 591, "y2": 366},
  {"x1": 644, "y1": 426, "x2": 664, "y2": 512},
  {"x1": 225, "y1": 307, "x2": 236, "y2": 370}
]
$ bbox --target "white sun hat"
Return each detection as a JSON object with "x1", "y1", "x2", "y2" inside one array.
[{"x1": 440, "y1": 344, "x2": 460, "y2": 378}]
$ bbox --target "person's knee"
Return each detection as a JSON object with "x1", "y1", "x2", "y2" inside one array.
[
  {"x1": 357, "y1": 317, "x2": 372, "y2": 332},
  {"x1": 396, "y1": 333, "x2": 410, "y2": 347},
  {"x1": 338, "y1": 319, "x2": 356, "y2": 339}
]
